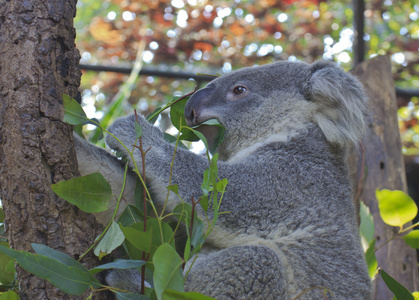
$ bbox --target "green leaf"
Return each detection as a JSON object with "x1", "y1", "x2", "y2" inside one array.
[
  {"x1": 114, "y1": 291, "x2": 150, "y2": 300},
  {"x1": 167, "y1": 185, "x2": 179, "y2": 196},
  {"x1": 51, "y1": 173, "x2": 112, "y2": 213},
  {"x1": 153, "y1": 243, "x2": 184, "y2": 300},
  {"x1": 0, "y1": 224, "x2": 6, "y2": 243},
  {"x1": 163, "y1": 290, "x2": 216, "y2": 300},
  {"x1": 63, "y1": 94, "x2": 88, "y2": 125},
  {"x1": 196, "y1": 119, "x2": 225, "y2": 154},
  {"x1": 32, "y1": 243, "x2": 86, "y2": 272},
  {"x1": 120, "y1": 224, "x2": 152, "y2": 254},
  {"x1": 0, "y1": 242, "x2": 15, "y2": 285},
  {"x1": 178, "y1": 126, "x2": 200, "y2": 142},
  {"x1": 179, "y1": 119, "x2": 225, "y2": 154},
  {"x1": 403, "y1": 230, "x2": 419, "y2": 249},
  {"x1": 73, "y1": 124, "x2": 84, "y2": 139},
  {"x1": 381, "y1": 269, "x2": 414, "y2": 300},
  {"x1": 172, "y1": 203, "x2": 205, "y2": 258},
  {"x1": 0, "y1": 244, "x2": 101, "y2": 296},
  {"x1": 180, "y1": 127, "x2": 209, "y2": 151},
  {"x1": 169, "y1": 96, "x2": 189, "y2": 131},
  {"x1": 118, "y1": 205, "x2": 144, "y2": 227},
  {"x1": 201, "y1": 169, "x2": 211, "y2": 197},
  {"x1": 135, "y1": 121, "x2": 143, "y2": 139},
  {"x1": 183, "y1": 236, "x2": 191, "y2": 262},
  {"x1": 90, "y1": 259, "x2": 146, "y2": 275},
  {"x1": 147, "y1": 107, "x2": 163, "y2": 124},
  {"x1": 359, "y1": 201, "x2": 375, "y2": 247},
  {"x1": 0, "y1": 291, "x2": 20, "y2": 300},
  {"x1": 376, "y1": 189, "x2": 418, "y2": 228},
  {"x1": 123, "y1": 219, "x2": 175, "y2": 262},
  {"x1": 146, "y1": 219, "x2": 176, "y2": 250},
  {"x1": 94, "y1": 221, "x2": 125, "y2": 257},
  {"x1": 0, "y1": 208, "x2": 4, "y2": 223},
  {"x1": 215, "y1": 178, "x2": 228, "y2": 192},
  {"x1": 365, "y1": 239, "x2": 378, "y2": 278},
  {"x1": 200, "y1": 196, "x2": 208, "y2": 214}
]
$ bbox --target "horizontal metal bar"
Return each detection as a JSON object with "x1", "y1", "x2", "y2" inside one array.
[
  {"x1": 79, "y1": 64, "x2": 216, "y2": 82},
  {"x1": 79, "y1": 64, "x2": 419, "y2": 98}
]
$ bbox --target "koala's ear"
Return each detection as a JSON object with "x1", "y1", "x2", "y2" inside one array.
[{"x1": 305, "y1": 60, "x2": 369, "y2": 147}]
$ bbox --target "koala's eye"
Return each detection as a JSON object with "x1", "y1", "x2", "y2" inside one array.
[{"x1": 233, "y1": 86, "x2": 247, "y2": 95}]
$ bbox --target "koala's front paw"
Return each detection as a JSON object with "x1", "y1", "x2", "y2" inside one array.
[{"x1": 106, "y1": 114, "x2": 162, "y2": 158}]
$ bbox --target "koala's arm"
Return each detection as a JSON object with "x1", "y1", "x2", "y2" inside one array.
[
  {"x1": 73, "y1": 134, "x2": 137, "y2": 225},
  {"x1": 106, "y1": 115, "x2": 212, "y2": 214}
]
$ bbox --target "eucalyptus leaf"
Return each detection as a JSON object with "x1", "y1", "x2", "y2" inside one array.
[
  {"x1": 90, "y1": 259, "x2": 146, "y2": 275},
  {"x1": 0, "y1": 242, "x2": 15, "y2": 285},
  {"x1": 169, "y1": 96, "x2": 188, "y2": 131},
  {"x1": 94, "y1": 221, "x2": 125, "y2": 257},
  {"x1": 114, "y1": 291, "x2": 150, "y2": 300},
  {"x1": 167, "y1": 184, "x2": 179, "y2": 196},
  {"x1": 201, "y1": 169, "x2": 211, "y2": 197},
  {"x1": 359, "y1": 201, "x2": 375, "y2": 247},
  {"x1": 135, "y1": 121, "x2": 143, "y2": 139},
  {"x1": 153, "y1": 243, "x2": 184, "y2": 300},
  {"x1": 376, "y1": 189, "x2": 417, "y2": 228},
  {"x1": 0, "y1": 244, "x2": 101, "y2": 296},
  {"x1": 200, "y1": 195, "x2": 208, "y2": 213},
  {"x1": 0, "y1": 208, "x2": 4, "y2": 223},
  {"x1": 365, "y1": 239, "x2": 377, "y2": 278},
  {"x1": 63, "y1": 94, "x2": 88, "y2": 125},
  {"x1": 0, "y1": 290, "x2": 20, "y2": 300},
  {"x1": 402, "y1": 230, "x2": 419, "y2": 249},
  {"x1": 196, "y1": 119, "x2": 225, "y2": 154},
  {"x1": 119, "y1": 205, "x2": 144, "y2": 227},
  {"x1": 147, "y1": 107, "x2": 163, "y2": 124},
  {"x1": 32, "y1": 243, "x2": 86, "y2": 272},
  {"x1": 146, "y1": 219, "x2": 176, "y2": 250},
  {"x1": 119, "y1": 224, "x2": 152, "y2": 254},
  {"x1": 172, "y1": 203, "x2": 205, "y2": 255},
  {"x1": 51, "y1": 173, "x2": 112, "y2": 213},
  {"x1": 381, "y1": 269, "x2": 414, "y2": 300}
]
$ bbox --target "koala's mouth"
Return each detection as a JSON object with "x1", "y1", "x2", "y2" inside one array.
[{"x1": 192, "y1": 119, "x2": 225, "y2": 152}]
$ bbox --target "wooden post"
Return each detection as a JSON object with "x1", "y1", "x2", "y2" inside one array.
[{"x1": 349, "y1": 55, "x2": 418, "y2": 299}]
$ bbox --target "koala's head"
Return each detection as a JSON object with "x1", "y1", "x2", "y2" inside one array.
[{"x1": 184, "y1": 60, "x2": 369, "y2": 160}]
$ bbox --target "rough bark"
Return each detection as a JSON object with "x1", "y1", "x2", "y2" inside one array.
[
  {"x1": 0, "y1": 1, "x2": 103, "y2": 299},
  {"x1": 349, "y1": 55, "x2": 419, "y2": 299}
]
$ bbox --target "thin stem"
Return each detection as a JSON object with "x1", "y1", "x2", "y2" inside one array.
[
  {"x1": 146, "y1": 87, "x2": 197, "y2": 122},
  {"x1": 160, "y1": 119, "x2": 183, "y2": 220},
  {"x1": 400, "y1": 221, "x2": 419, "y2": 233}
]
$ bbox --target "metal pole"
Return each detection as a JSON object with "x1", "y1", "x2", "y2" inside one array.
[{"x1": 353, "y1": 0, "x2": 366, "y2": 66}]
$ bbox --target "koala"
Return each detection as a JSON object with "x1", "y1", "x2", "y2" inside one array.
[{"x1": 75, "y1": 60, "x2": 372, "y2": 299}]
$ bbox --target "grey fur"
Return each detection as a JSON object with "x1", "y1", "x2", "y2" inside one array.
[{"x1": 75, "y1": 60, "x2": 371, "y2": 299}]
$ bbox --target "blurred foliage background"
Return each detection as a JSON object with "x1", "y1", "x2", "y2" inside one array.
[{"x1": 74, "y1": 0, "x2": 419, "y2": 153}]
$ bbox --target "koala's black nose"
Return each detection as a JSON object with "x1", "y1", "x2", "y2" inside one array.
[{"x1": 184, "y1": 87, "x2": 213, "y2": 126}]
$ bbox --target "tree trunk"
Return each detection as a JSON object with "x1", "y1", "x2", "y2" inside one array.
[
  {"x1": 0, "y1": 1, "x2": 103, "y2": 299},
  {"x1": 349, "y1": 55, "x2": 419, "y2": 299}
]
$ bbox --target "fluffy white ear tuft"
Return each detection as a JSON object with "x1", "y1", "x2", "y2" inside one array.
[{"x1": 305, "y1": 61, "x2": 369, "y2": 147}]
